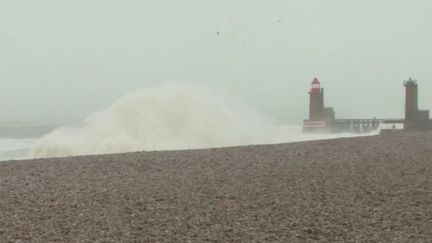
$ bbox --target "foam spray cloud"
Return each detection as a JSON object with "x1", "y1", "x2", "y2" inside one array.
[{"x1": 30, "y1": 83, "x2": 374, "y2": 158}]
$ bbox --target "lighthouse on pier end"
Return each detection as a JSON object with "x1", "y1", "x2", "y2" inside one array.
[
  {"x1": 404, "y1": 78, "x2": 431, "y2": 131},
  {"x1": 309, "y1": 78, "x2": 324, "y2": 121},
  {"x1": 303, "y1": 78, "x2": 335, "y2": 132}
]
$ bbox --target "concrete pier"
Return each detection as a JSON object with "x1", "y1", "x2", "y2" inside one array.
[{"x1": 303, "y1": 77, "x2": 432, "y2": 134}]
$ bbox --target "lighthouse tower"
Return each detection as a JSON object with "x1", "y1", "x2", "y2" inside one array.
[
  {"x1": 403, "y1": 78, "x2": 430, "y2": 131},
  {"x1": 404, "y1": 77, "x2": 418, "y2": 126},
  {"x1": 304, "y1": 78, "x2": 335, "y2": 132},
  {"x1": 309, "y1": 78, "x2": 324, "y2": 121}
]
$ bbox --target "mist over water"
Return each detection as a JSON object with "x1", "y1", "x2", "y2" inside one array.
[{"x1": 29, "y1": 83, "x2": 376, "y2": 159}]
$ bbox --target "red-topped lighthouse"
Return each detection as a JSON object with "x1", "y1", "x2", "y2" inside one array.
[
  {"x1": 303, "y1": 78, "x2": 336, "y2": 132},
  {"x1": 309, "y1": 78, "x2": 324, "y2": 121}
]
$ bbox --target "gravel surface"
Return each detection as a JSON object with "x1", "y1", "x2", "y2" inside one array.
[{"x1": 1, "y1": 132, "x2": 432, "y2": 242}]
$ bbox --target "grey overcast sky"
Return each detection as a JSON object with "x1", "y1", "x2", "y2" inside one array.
[{"x1": 0, "y1": 0, "x2": 431, "y2": 125}]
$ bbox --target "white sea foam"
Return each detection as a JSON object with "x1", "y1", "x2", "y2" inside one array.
[{"x1": 30, "y1": 83, "x2": 377, "y2": 159}]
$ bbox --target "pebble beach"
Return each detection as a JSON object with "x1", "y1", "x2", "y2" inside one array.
[{"x1": 1, "y1": 132, "x2": 431, "y2": 242}]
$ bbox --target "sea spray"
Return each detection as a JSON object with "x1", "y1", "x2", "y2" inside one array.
[
  {"x1": 30, "y1": 83, "x2": 376, "y2": 158},
  {"x1": 30, "y1": 83, "x2": 271, "y2": 157}
]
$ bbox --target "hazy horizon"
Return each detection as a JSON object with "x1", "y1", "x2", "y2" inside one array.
[{"x1": 1, "y1": 0, "x2": 431, "y2": 125}]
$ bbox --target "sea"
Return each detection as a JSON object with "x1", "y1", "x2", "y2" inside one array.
[{"x1": 0, "y1": 125, "x2": 55, "y2": 161}]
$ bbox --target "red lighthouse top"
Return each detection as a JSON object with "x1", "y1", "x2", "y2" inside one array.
[{"x1": 310, "y1": 78, "x2": 321, "y2": 92}]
